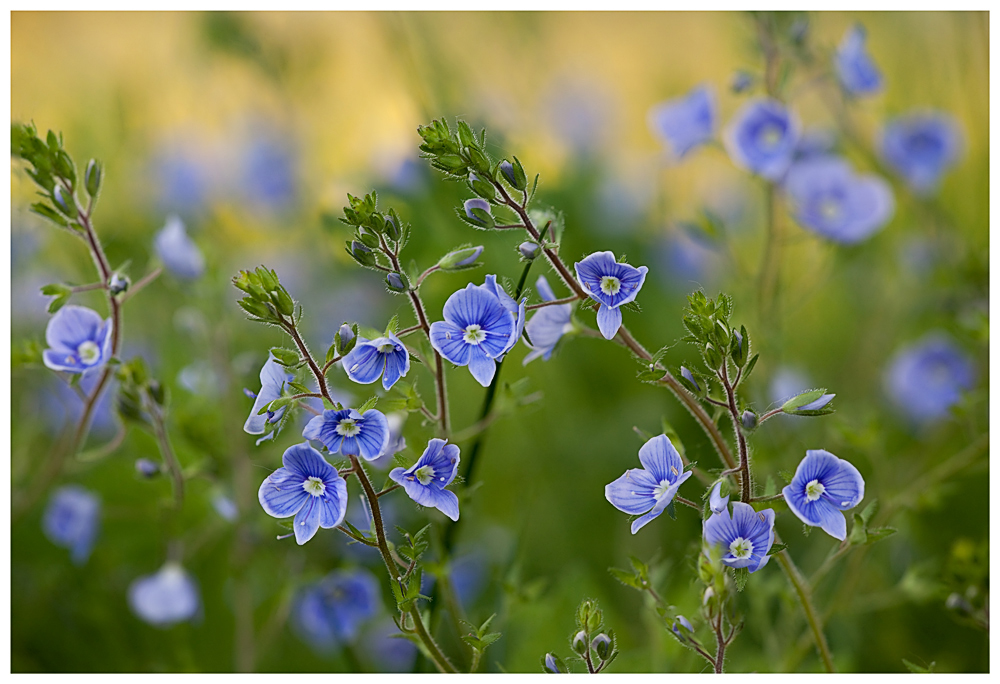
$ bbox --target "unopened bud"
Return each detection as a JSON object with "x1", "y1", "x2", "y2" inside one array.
[
  {"x1": 338, "y1": 323, "x2": 354, "y2": 347},
  {"x1": 572, "y1": 630, "x2": 588, "y2": 654},
  {"x1": 52, "y1": 185, "x2": 75, "y2": 217},
  {"x1": 386, "y1": 272, "x2": 408, "y2": 293},
  {"x1": 518, "y1": 241, "x2": 540, "y2": 260},
  {"x1": 134, "y1": 458, "x2": 160, "y2": 478},
  {"x1": 347, "y1": 240, "x2": 375, "y2": 267},
  {"x1": 730, "y1": 71, "x2": 754, "y2": 94},
  {"x1": 740, "y1": 410, "x2": 758, "y2": 431},
  {"x1": 543, "y1": 653, "x2": 565, "y2": 674},
  {"x1": 109, "y1": 273, "x2": 129, "y2": 296},
  {"x1": 438, "y1": 245, "x2": 484, "y2": 271},
  {"x1": 85, "y1": 159, "x2": 102, "y2": 197},
  {"x1": 591, "y1": 633, "x2": 612, "y2": 659},
  {"x1": 463, "y1": 198, "x2": 494, "y2": 228}
]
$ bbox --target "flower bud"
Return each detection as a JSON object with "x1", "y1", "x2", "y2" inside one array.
[
  {"x1": 386, "y1": 272, "x2": 409, "y2": 293},
  {"x1": 271, "y1": 287, "x2": 295, "y2": 317},
  {"x1": 518, "y1": 241, "x2": 540, "y2": 260},
  {"x1": 740, "y1": 410, "x2": 758, "y2": 431},
  {"x1": 109, "y1": 273, "x2": 129, "y2": 296},
  {"x1": 500, "y1": 160, "x2": 517, "y2": 186},
  {"x1": 134, "y1": 458, "x2": 160, "y2": 478},
  {"x1": 543, "y1": 653, "x2": 566, "y2": 674},
  {"x1": 438, "y1": 245, "x2": 484, "y2": 271},
  {"x1": 590, "y1": 633, "x2": 612, "y2": 659},
  {"x1": 347, "y1": 240, "x2": 376, "y2": 267},
  {"x1": 730, "y1": 71, "x2": 754, "y2": 94},
  {"x1": 338, "y1": 323, "x2": 354, "y2": 347},
  {"x1": 463, "y1": 198, "x2": 494, "y2": 228},
  {"x1": 52, "y1": 185, "x2": 75, "y2": 218},
  {"x1": 84, "y1": 159, "x2": 102, "y2": 197},
  {"x1": 672, "y1": 615, "x2": 693, "y2": 636},
  {"x1": 680, "y1": 366, "x2": 700, "y2": 393},
  {"x1": 702, "y1": 586, "x2": 716, "y2": 606},
  {"x1": 572, "y1": 630, "x2": 588, "y2": 654},
  {"x1": 384, "y1": 213, "x2": 401, "y2": 241},
  {"x1": 148, "y1": 380, "x2": 166, "y2": 406}
]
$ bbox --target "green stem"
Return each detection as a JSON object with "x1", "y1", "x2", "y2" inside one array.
[{"x1": 775, "y1": 547, "x2": 835, "y2": 673}]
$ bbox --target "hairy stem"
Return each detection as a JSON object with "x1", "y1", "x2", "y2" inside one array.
[{"x1": 720, "y1": 363, "x2": 751, "y2": 502}]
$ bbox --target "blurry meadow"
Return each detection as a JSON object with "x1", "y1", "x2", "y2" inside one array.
[{"x1": 9, "y1": 11, "x2": 989, "y2": 673}]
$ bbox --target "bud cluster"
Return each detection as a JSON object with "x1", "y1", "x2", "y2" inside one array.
[{"x1": 233, "y1": 266, "x2": 297, "y2": 324}]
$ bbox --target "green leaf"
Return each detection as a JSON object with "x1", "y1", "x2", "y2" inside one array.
[
  {"x1": 767, "y1": 542, "x2": 788, "y2": 556},
  {"x1": 864, "y1": 526, "x2": 897, "y2": 545},
  {"x1": 732, "y1": 566, "x2": 750, "y2": 592},
  {"x1": 356, "y1": 395, "x2": 379, "y2": 414},
  {"x1": 609, "y1": 567, "x2": 642, "y2": 590},
  {"x1": 385, "y1": 314, "x2": 399, "y2": 335},
  {"x1": 859, "y1": 498, "x2": 879, "y2": 525},
  {"x1": 40, "y1": 283, "x2": 71, "y2": 297},
  {"x1": 848, "y1": 513, "x2": 868, "y2": 545},
  {"x1": 47, "y1": 293, "x2": 69, "y2": 313},
  {"x1": 902, "y1": 658, "x2": 935, "y2": 673}
]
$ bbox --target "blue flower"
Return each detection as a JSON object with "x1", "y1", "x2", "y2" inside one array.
[
  {"x1": 605, "y1": 434, "x2": 693, "y2": 534},
  {"x1": 881, "y1": 111, "x2": 962, "y2": 194},
  {"x1": 293, "y1": 568, "x2": 380, "y2": 651},
  {"x1": 574, "y1": 251, "x2": 648, "y2": 340},
  {"x1": 212, "y1": 493, "x2": 238, "y2": 522},
  {"x1": 523, "y1": 275, "x2": 574, "y2": 365},
  {"x1": 885, "y1": 335, "x2": 975, "y2": 423},
  {"x1": 648, "y1": 84, "x2": 717, "y2": 159},
  {"x1": 244, "y1": 354, "x2": 294, "y2": 445},
  {"x1": 303, "y1": 408, "x2": 391, "y2": 461},
  {"x1": 769, "y1": 366, "x2": 810, "y2": 405},
  {"x1": 342, "y1": 332, "x2": 410, "y2": 391},
  {"x1": 42, "y1": 485, "x2": 100, "y2": 564},
  {"x1": 835, "y1": 25, "x2": 883, "y2": 96},
  {"x1": 390, "y1": 438, "x2": 461, "y2": 521},
  {"x1": 702, "y1": 502, "x2": 775, "y2": 573},
  {"x1": 241, "y1": 134, "x2": 297, "y2": 211},
  {"x1": 154, "y1": 215, "x2": 205, "y2": 279},
  {"x1": 724, "y1": 98, "x2": 800, "y2": 180},
  {"x1": 128, "y1": 563, "x2": 201, "y2": 627},
  {"x1": 42, "y1": 305, "x2": 113, "y2": 374},
  {"x1": 258, "y1": 442, "x2": 349, "y2": 545},
  {"x1": 709, "y1": 481, "x2": 729, "y2": 515},
  {"x1": 429, "y1": 277, "x2": 521, "y2": 387},
  {"x1": 782, "y1": 449, "x2": 864, "y2": 541},
  {"x1": 784, "y1": 156, "x2": 894, "y2": 244},
  {"x1": 358, "y1": 617, "x2": 418, "y2": 672}
]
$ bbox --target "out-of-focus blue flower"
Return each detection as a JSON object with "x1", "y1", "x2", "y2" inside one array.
[
  {"x1": 154, "y1": 149, "x2": 211, "y2": 213},
  {"x1": 342, "y1": 332, "x2": 410, "y2": 391},
  {"x1": 244, "y1": 354, "x2": 294, "y2": 445},
  {"x1": 359, "y1": 617, "x2": 418, "y2": 672},
  {"x1": 177, "y1": 360, "x2": 221, "y2": 398},
  {"x1": 303, "y1": 408, "x2": 390, "y2": 461},
  {"x1": 42, "y1": 485, "x2": 100, "y2": 564},
  {"x1": 523, "y1": 275, "x2": 574, "y2": 365},
  {"x1": 794, "y1": 128, "x2": 837, "y2": 160},
  {"x1": 42, "y1": 305, "x2": 113, "y2": 374},
  {"x1": 782, "y1": 449, "x2": 864, "y2": 540},
  {"x1": 885, "y1": 335, "x2": 975, "y2": 423},
  {"x1": 390, "y1": 438, "x2": 461, "y2": 521},
  {"x1": 258, "y1": 442, "x2": 349, "y2": 545},
  {"x1": 784, "y1": 156, "x2": 894, "y2": 244},
  {"x1": 657, "y1": 230, "x2": 718, "y2": 289},
  {"x1": 648, "y1": 85, "x2": 717, "y2": 159},
  {"x1": 881, "y1": 112, "x2": 962, "y2": 194},
  {"x1": 574, "y1": 251, "x2": 648, "y2": 340},
  {"x1": 724, "y1": 98, "x2": 800, "y2": 180},
  {"x1": 128, "y1": 563, "x2": 201, "y2": 627},
  {"x1": 450, "y1": 551, "x2": 488, "y2": 608},
  {"x1": 429, "y1": 277, "x2": 521, "y2": 387},
  {"x1": 293, "y1": 568, "x2": 380, "y2": 652},
  {"x1": 240, "y1": 134, "x2": 297, "y2": 211},
  {"x1": 154, "y1": 215, "x2": 205, "y2": 279},
  {"x1": 542, "y1": 77, "x2": 615, "y2": 156},
  {"x1": 835, "y1": 25, "x2": 883, "y2": 96},
  {"x1": 212, "y1": 493, "x2": 238, "y2": 522},
  {"x1": 709, "y1": 481, "x2": 729, "y2": 515},
  {"x1": 769, "y1": 367, "x2": 810, "y2": 405},
  {"x1": 703, "y1": 502, "x2": 775, "y2": 573},
  {"x1": 605, "y1": 434, "x2": 693, "y2": 534}
]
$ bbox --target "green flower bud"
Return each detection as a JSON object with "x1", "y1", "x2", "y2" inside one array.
[
  {"x1": 572, "y1": 631, "x2": 588, "y2": 654},
  {"x1": 85, "y1": 159, "x2": 102, "y2": 197},
  {"x1": 386, "y1": 272, "x2": 409, "y2": 293},
  {"x1": 518, "y1": 241, "x2": 540, "y2": 260},
  {"x1": 438, "y1": 245, "x2": 484, "y2": 271},
  {"x1": 52, "y1": 185, "x2": 75, "y2": 218},
  {"x1": 591, "y1": 633, "x2": 612, "y2": 660},
  {"x1": 347, "y1": 240, "x2": 376, "y2": 267}
]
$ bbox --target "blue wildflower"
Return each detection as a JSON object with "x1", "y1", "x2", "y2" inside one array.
[
  {"x1": 885, "y1": 335, "x2": 975, "y2": 423},
  {"x1": 429, "y1": 277, "x2": 521, "y2": 387},
  {"x1": 342, "y1": 332, "x2": 410, "y2": 391},
  {"x1": 724, "y1": 98, "x2": 800, "y2": 180},
  {"x1": 293, "y1": 568, "x2": 380, "y2": 651},
  {"x1": 782, "y1": 449, "x2": 865, "y2": 541},
  {"x1": 128, "y1": 562, "x2": 201, "y2": 627},
  {"x1": 303, "y1": 408, "x2": 390, "y2": 461},
  {"x1": 881, "y1": 111, "x2": 962, "y2": 194},
  {"x1": 605, "y1": 434, "x2": 693, "y2": 534},
  {"x1": 835, "y1": 25, "x2": 883, "y2": 96},
  {"x1": 702, "y1": 502, "x2": 775, "y2": 573},
  {"x1": 258, "y1": 442, "x2": 349, "y2": 545},
  {"x1": 523, "y1": 275, "x2": 574, "y2": 365},
  {"x1": 241, "y1": 135, "x2": 297, "y2": 211},
  {"x1": 648, "y1": 84, "x2": 717, "y2": 159},
  {"x1": 42, "y1": 485, "x2": 100, "y2": 564},
  {"x1": 42, "y1": 305, "x2": 113, "y2": 374},
  {"x1": 212, "y1": 493, "x2": 238, "y2": 522},
  {"x1": 709, "y1": 481, "x2": 729, "y2": 515},
  {"x1": 574, "y1": 251, "x2": 648, "y2": 340},
  {"x1": 784, "y1": 156, "x2": 894, "y2": 244},
  {"x1": 243, "y1": 354, "x2": 294, "y2": 445},
  {"x1": 769, "y1": 366, "x2": 810, "y2": 405},
  {"x1": 154, "y1": 215, "x2": 205, "y2": 279},
  {"x1": 390, "y1": 438, "x2": 461, "y2": 521},
  {"x1": 359, "y1": 617, "x2": 418, "y2": 672}
]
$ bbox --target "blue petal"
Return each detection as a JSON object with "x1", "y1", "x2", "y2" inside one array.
[
  {"x1": 466, "y1": 345, "x2": 497, "y2": 387},
  {"x1": 258, "y1": 467, "x2": 309, "y2": 518},
  {"x1": 820, "y1": 454, "x2": 865, "y2": 509},
  {"x1": 43, "y1": 348, "x2": 88, "y2": 373},
  {"x1": 605, "y1": 469, "x2": 658, "y2": 515},
  {"x1": 45, "y1": 305, "x2": 105, "y2": 351},
  {"x1": 536, "y1": 274, "x2": 558, "y2": 302},
  {"x1": 637, "y1": 434, "x2": 684, "y2": 483},
  {"x1": 814, "y1": 499, "x2": 848, "y2": 541},
  {"x1": 355, "y1": 409, "x2": 390, "y2": 461},
  {"x1": 293, "y1": 496, "x2": 322, "y2": 544},
  {"x1": 648, "y1": 85, "x2": 717, "y2": 158},
  {"x1": 442, "y1": 282, "x2": 509, "y2": 333},
  {"x1": 283, "y1": 442, "x2": 336, "y2": 479},
  {"x1": 426, "y1": 488, "x2": 460, "y2": 521},
  {"x1": 302, "y1": 410, "x2": 347, "y2": 452},
  {"x1": 574, "y1": 251, "x2": 619, "y2": 292},
  {"x1": 709, "y1": 481, "x2": 729, "y2": 515},
  {"x1": 630, "y1": 506, "x2": 664, "y2": 534},
  {"x1": 596, "y1": 304, "x2": 622, "y2": 340},
  {"x1": 343, "y1": 339, "x2": 384, "y2": 385},
  {"x1": 429, "y1": 321, "x2": 472, "y2": 366},
  {"x1": 155, "y1": 215, "x2": 205, "y2": 279},
  {"x1": 128, "y1": 563, "x2": 201, "y2": 627}
]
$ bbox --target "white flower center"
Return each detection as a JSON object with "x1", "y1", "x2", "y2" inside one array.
[
  {"x1": 379, "y1": 343, "x2": 397, "y2": 354},
  {"x1": 653, "y1": 479, "x2": 674, "y2": 500},
  {"x1": 729, "y1": 536, "x2": 754, "y2": 559},
  {"x1": 819, "y1": 199, "x2": 842, "y2": 221},
  {"x1": 302, "y1": 476, "x2": 326, "y2": 497},
  {"x1": 414, "y1": 465, "x2": 435, "y2": 486},
  {"x1": 77, "y1": 340, "x2": 101, "y2": 365},
  {"x1": 463, "y1": 324, "x2": 486, "y2": 345},
  {"x1": 758, "y1": 124, "x2": 783, "y2": 149},
  {"x1": 336, "y1": 419, "x2": 360, "y2": 437},
  {"x1": 805, "y1": 479, "x2": 826, "y2": 501},
  {"x1": 600, "y1": 276, "x2": 621, "y2": 296}
]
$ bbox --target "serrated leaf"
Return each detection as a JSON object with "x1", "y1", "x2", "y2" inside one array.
[
  {"x1": 767, "y1": 543, "x2": 788, "y2": 556},
  {"x1": 864, "y1": 526, "x2": 897, "y2": 545},
  {"x1": 848, "y1": 513, "x2": 868, "y2": 545},
  {"x1": 609, "y1": 567, "x2": 643, "y2": 590},
  {"x1": 357, "y1": 395, "x2": 379, "y2": 414},
  {"x1": 385, "y1": 314, "x2": 399, "y2": 335},
  {"x1": 859, "y1": 498, "x2": 879, "y2": 525},
  {"x1": 733, "y1": 567, "x2": 750, "y2": 592}
]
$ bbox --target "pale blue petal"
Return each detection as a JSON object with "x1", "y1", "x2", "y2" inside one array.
[
  {"x1": 283, "y1": 442, "x2": 336, "y2": 479},
  {"x1": 466, "y1": 345, "x2": 496, "y2": 387},
  {"x1": 355, "y1": 409, "x2": 390, "y2": 461},
  {"x1": 430, "y1": 321, "x2": 472, "y2": 366},
  {"x1": 536, "y1": 274, "x2": 557, "y2": 302},
  {"x1": 343, "y1": 340, "x2": 384, "y2": 385},
  {"x1": 427, "y1": 488, "x2": 460, "y2": 521},
  {"x1": 605, "y1": 469, "x2": 658, "y2": 515},
  {"x1": 596, "y1": 304, "x2": 622, "y2": 340},
  {"x1": 709, "y1": 481, "x2": 729, "y2": 515},
  {"x1": 293, "y1": 496, "x2": 322, "y2": 544},
  {"x1": 45, "y1": 305, "x2": 105, "y2": 351},
  {"x1": 258, "y1": 468, "x2": 309, "y2": 518},
  {"x1": 637, "y1": 434, "x2": 684, "y2": 482}
]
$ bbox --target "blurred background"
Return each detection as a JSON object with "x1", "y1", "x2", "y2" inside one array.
[{"x1": 10, "y1": 11, "x2": 988, "y2": 673}]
